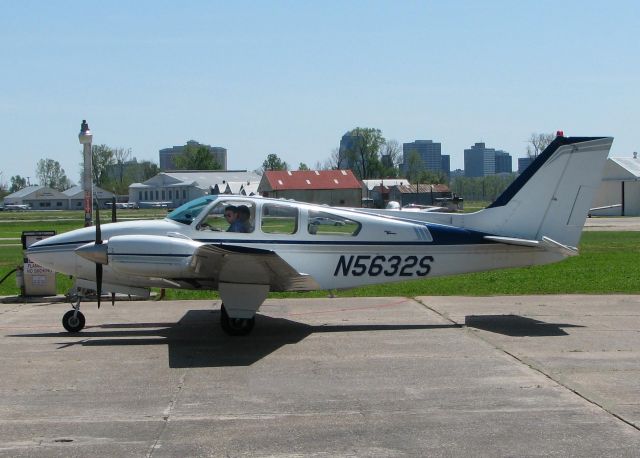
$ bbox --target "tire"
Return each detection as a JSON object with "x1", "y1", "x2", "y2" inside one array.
[
  {"x1": 220, "y1": 304, "x2": 255, "y2": 336},
  {"x1": 62, "y1": 310, "x2": 86, "y2": 333}
]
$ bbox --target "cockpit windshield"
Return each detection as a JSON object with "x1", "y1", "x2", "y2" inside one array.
[{"x1": 166, "y1": 196, "x2": 215, "y2": 225}]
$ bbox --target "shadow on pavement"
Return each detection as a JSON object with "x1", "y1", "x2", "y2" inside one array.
[
  {"x1": 9, "y1": 310, "x2": 459, "y2": 368},
  {"x1": 465, "y1": 314, "x2": 584, "y2": 337}
]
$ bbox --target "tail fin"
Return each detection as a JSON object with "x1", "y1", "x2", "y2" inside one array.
[{"x1": 465, "y1": 136, "x2": 613, "y2": 248}]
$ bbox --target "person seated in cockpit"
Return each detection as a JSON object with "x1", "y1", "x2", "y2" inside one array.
[
  {"x1": 225, "y1": 205, "x2": 243, "y2": 232},
  {"x1": 235, "y1": 205, "x2": 253, "y2": 233}
]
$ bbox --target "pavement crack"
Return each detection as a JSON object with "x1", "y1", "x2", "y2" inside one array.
[
  {"x1": 147, "y1": 370, "x2": 188, "y2": 457},
  {"x1": 418, "y1": 297, "x2": 640, "y2": 433}
]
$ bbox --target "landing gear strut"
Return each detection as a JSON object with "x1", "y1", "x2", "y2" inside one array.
[
  {"x1": 220, "y1": 303, "x2": 255, "y2": 336},
  {"x1": 62, "y1": 299, "x2": 86, "y2": 332}
]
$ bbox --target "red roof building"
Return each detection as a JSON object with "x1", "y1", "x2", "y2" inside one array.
[{"x1": 258, "y1": 170, "x2": 362, "y2": 207}]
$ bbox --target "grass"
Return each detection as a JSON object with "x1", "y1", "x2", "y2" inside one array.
[{"x1": 1, "y1": 209, "x2": 639, "y2": 298}]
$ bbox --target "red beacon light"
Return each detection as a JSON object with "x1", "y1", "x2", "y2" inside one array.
[{"x1": 556, "y1": 130, "x2": 564, "y2": 137}]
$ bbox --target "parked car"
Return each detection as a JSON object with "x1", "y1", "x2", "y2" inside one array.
[{"x1": 309, "y1": 216, "x2": 345, "y2": 226}]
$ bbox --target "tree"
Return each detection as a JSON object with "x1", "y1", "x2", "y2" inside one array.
[
  {"x1": 526, "y1": 132, "x2": 555, "y2": 158},
  {"x1": 85, "y1": 144, "x2": 115, "y2": 187},
  {"x1": 261, "y1": 153, "x2": 289, "y2": 173},
  {"x1": 9, "y1": 175, "x2": 27, "y2": 193},
  {"x1": 341, "y1": 127, "x2": 386, "y2": 180},
  {"x1": 36, "y1": 159, "x2": 70, "y2": 191},
  {"x1": 327, "y1": 147, "x2": 344, "y2": 170},
  {"x1": 404, "y1": 151, "x2": 424, "y2": 184},
  {"x1": 297, "y1": 162, "x2": 310, "y2": 171},
  {"x1": 380, "y1": 139, "x2": 402, "y2": 177},
  {"x1": 112, "y1": 147, "x2": 132, "y2": 186},
  {"x1": 174, "y1": 144, "x2": 222, "y2": 170},
  {"x1": 139, "y1": 161, "x2": 160, "y2": 181}
]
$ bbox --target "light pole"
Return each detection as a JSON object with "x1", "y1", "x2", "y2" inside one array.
[{"x1": 79, "y1": 120, "x2": 93, "y2": 227}]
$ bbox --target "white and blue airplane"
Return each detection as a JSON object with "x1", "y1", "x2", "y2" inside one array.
[{"x1": 27, "y1": 135, "x2": 612, "y2": 335}]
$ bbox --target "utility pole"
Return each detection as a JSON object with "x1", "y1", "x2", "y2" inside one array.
[{"x1": 79, "y1": 120, "x2": 93, "y2": 227}]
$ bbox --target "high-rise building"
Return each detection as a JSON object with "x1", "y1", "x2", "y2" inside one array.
[
  {"x1": 441, "y1": 155, "x2": 451, "y2": 178},
  {"x1": 159, "y1": 140, "x2": 227, "y2": 171},
  {"x1": 464, "y1": 143, "x2": 496, "y2": 177},
  {"x1": 402, "y1": 140, "x2": 441, "y2": 174},
  {"x1": 518, "y1": 157, "x2": 534, "y2": 174},
  {"x1": 463, "y1": 143, "x2": 512, "y2": 177},
  {"x1": 338, "y1": 131, "x2": 361, "y2": 170},
  {"x1": 494, "y1": 150, "x2": 513, "y2": 174}
]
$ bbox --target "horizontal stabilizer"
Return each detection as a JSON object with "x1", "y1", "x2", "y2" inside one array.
[
  {"x1": 484, "y1": 235, "x2": 577, "y2": 257},
  {"x1": 483, "y1": 235, "x2": 540, "y2": 247}
]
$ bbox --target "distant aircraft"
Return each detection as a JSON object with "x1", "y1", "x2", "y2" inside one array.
[
  {"x1": 27, "y1": 135, "x2": 612, "y2": 335},
  {"x1": 3, "y1": 204, "x2": 31, "y2": 211}
]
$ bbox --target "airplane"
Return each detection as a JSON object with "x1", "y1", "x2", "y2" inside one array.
[{"x1": 27, "y1": 135, "x2": 613, "y2": 336}]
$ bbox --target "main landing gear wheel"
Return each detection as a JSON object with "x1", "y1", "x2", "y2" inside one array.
[
  {"x1": 62, "y1": 310, "x2": 86, "y2": 333},
  {"x1": 220, "y1": 304, "x2": 255, "y2": 336}
]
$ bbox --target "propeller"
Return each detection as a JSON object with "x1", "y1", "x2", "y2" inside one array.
[{"x1": 94, "y1": 201, "x2": 103, "y2": 308}]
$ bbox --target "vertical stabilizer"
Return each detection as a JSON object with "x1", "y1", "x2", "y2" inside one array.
[{"x1": 465, "y1": 136, "x2": 613, "y2": 248}]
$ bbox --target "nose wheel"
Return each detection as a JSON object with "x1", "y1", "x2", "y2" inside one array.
[
  {"x1": 220, "y1": 304, "x2": 255, "y2": 336},
  {"x1": 62, "y1": 309, "x2": 86, "y2": 333}
]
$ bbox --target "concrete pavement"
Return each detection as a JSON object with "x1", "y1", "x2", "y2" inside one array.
[{"x1": 0, "y1": 295, "x2": 639, "y2": 456}]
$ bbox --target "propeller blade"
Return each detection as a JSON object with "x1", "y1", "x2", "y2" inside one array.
[
  {"x1": 95, "y1": 200, "x2": 102, "y2": 244},
  {"x1": 94, "y1": 198, "x2": 103, "y2": 308},
  {"x1": 96, "y1": 263, "x2": 102, "y2": 309}
]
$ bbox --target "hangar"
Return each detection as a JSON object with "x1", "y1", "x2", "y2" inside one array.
[{"x1": 590, "y1": 155, "x2": 640, "y2": 216}]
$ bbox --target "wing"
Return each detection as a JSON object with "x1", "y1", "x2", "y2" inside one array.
[{"x1": 190, "y1": 243, "x2": 321, "y2": 292}]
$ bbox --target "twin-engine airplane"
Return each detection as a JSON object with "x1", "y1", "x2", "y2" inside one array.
[{"x1": 28, "y1": 135, "x2": 613, "y2": 335}]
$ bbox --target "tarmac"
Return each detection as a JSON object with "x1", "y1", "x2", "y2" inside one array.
[{"x1": 1, "y1": 295, "x2": 639, "y2": 456}]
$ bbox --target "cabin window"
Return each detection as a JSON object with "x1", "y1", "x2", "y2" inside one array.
[
  {"x1": 308, "y1": 210, "x2": 360, "y2": 236},
  {"x1": 139, "y1": 192, "x2": 142, "y2": 200},
  {"x1": 161, "y1": 190, "x2": 165, "y2": 200},
  {"x1": 198, "y1": 200, "x2": 255, "y2": 233},
  {"x1": 261, "y1": 204, "x2": 298, "y2": 234}
]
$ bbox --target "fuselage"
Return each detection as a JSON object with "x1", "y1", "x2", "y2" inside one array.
[{"x1": 27, "y1": 195, "x2": 562, "y2": 292}]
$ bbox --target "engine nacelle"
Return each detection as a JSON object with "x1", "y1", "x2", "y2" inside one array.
[{"x1": 107, "y1": 234, "x2": 202, "y2": 278}]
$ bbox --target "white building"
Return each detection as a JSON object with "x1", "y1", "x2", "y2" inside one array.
[
  {"x1": 3, "y1": 185, "x2": 115, "y2": 210},
  {"x1": 590, "y1": 155, "x2": 640, "y2": 216},
  {"x1": 129, "y1": 170, "x2": 261, "y2": 208},
  {"x1": 63, "y1": 186, "x2": 115, "y2": 210}
]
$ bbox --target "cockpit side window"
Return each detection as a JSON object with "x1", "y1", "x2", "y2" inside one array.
[
  {"x1": 166, "y1": 197, "x2": 214, "y2": 225},
  {"x1": 261, "y1": 204, "x2": 298, "y2": 234},
  {"x1": 308, "y1": 210, "x2": 360, "y2": 236},
  {"x1": 197, "y1": 201, "x2": 255, "y2": 233}
]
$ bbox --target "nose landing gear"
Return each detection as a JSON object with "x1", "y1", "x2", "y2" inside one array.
[{"x1": 62, "y1": 299, "x2": 86, "y2": 333}]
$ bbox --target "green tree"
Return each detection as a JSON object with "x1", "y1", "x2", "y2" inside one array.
[
  {"x1": 341, "y1": 127, "x2": 386, "y2": 180},
  {"x1": 9, "y1": 175, "x2": 28, "y2": 193},
  {"x1": 261, "y1": 153, "x2": 289, "y2": 172},
  {"x1": 82, "y1": 144, "x2": 116, "y2": 187},
  {"x1": 36, "y1": 158, "x2": 71, "y2": 191},
  {"x1": 174, "y1": 144, "x2": 222, "y2": 170},
  {"x1": 140, "y1": 161, "x2": 160, "y2": 181},
  {"x1": 404, "y1": 151, "x2": 424, "y2": 184},
  {"x1": 298, "y1": 162, "x2": 310, "y2": 171}
]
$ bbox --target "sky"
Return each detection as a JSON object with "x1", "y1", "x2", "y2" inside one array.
[{"x1": 1, "y1": 1, "x2": 638, "y2": 186}]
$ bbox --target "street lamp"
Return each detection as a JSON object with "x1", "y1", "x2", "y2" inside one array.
[{"x1": 79, "y1": 120, "x2": 93, "y2": 227}]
